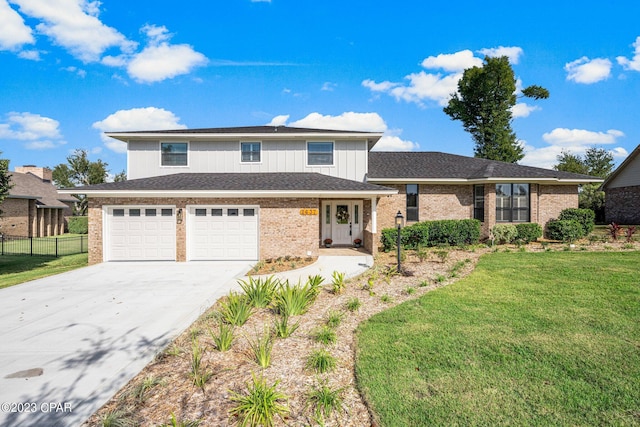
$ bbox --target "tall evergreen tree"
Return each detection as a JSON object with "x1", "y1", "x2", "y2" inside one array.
[{"x1": 444, "y1": 56, "x2": 549, "y2": 163}]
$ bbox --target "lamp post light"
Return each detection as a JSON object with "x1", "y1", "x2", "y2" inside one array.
[{"x1": 395, "y1": 210, "x2": 404, "y2": 274}]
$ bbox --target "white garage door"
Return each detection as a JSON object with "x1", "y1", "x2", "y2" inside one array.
[
  {"x1": 106, "y1": 206, "x2": 176, "y2": 261},
  {"x1": 187, "y1": 206, "x2": 258, "y2": 260}
]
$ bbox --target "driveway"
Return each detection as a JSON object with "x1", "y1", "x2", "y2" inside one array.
[{"x1": 0, "y1": 261, "x2": 252, "y2": 427}]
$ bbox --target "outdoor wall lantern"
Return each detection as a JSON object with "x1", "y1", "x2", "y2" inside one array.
[
  {"x1": 177, "y1": 208, "x2": 183, "y2": 224},
  {"x1": 395, "y1": 210, "x2": 404, "y2": 273}
]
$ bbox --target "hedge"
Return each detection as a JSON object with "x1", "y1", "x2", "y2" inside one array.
[
  {"x1": 558, "y1": 208, "x2": 595, "y2": 236},
  {"x1": 545, "y1": 219, "x2": 583, "y2": 242},
  {"x1": 491, "y1": 224, "x2": 518, "y2": 244},
  {"x1": 514, "y1": 223, "x2": 543, "y2": 243},
  {"x1": 68, "y1": 216, "x2": 88, "y2": 234},
  {"x1": 381, "y1": 219, "x2": 481, "y2": 251}
]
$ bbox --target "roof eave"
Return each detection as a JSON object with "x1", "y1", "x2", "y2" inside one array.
[
  {"x1": 58, "y1": 189, "x2": 398, "y2": 198},
  {"x1": 105, "y1": 131, "x2": 384, "y2": 144},
  {"x1": 367, "y1": 177, "x2": 603, "y2": 184}
]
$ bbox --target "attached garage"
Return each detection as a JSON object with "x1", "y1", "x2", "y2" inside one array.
[
  {"x1": 105, "y1": 206, "x2": 176, "y2": 261},
  {"x1": 187, "y1": 205, "x2": 259, "y2": 261}
]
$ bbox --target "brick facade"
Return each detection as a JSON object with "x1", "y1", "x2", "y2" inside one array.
[
  {"x1": 605, "y1": 185, "x2": 640, "y2": 224},
  {"x1": 0, "y1": 198, "x2": 65, "y2": 237}
]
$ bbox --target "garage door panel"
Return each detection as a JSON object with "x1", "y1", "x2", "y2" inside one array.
[
  {"x1": 188, "y1": 206, "x2": 258, "y2": 261},
  {"x1": 107, "y1": 207, "x2": 176, "y2": 261}
]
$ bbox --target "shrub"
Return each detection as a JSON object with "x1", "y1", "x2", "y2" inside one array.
[
  {"x1": 515, "y1": 223, "x2": 543, "y2": 243},
  {"x1": 247, "y1": 327, "x2": 274, "y2": 368},
  {"x1": 558, "y1": 208, "x2": 595, "y2": 236},
  {"x1": 209, "y1": 323, "x2": 234, "y2": 351},
  {"x1": 238, "y1": 276, "x2": 278, "y2": 308},
  {"x1": 545, "y1": 219, "x2": 583, "y2": 242},
  {"x1": 306, "y1": 349, "x2": 336, "y2": 373},
  {"x1": 608, "y1": 222, "x2": 622, "y2": 241},
  {"x1": 129, "y1": 375, "x2": 164, "y2": 403},
  {"x1": 491, "y1": 224, "x2": 518, "y2": 244},
  {"x1": 325, "y1": 309, "x2": 344, "y2": 328},
  {"x1": 219, "y1": 292, "x2": 254, "y2": 326},
  {"x1": 331, "y1": 271, "x2": 346, "y2": 294},
  {"x1": 229, "y1": 373, "x2": 290, "y2": 427},
  {"x1": 189, "y1": 340, "x2": 212, "y2": 390},
  {"x1": 307, "y1": 379, "x2": 344, "y2": 420},
  {"x1": 346, "y1": 297, "x2": 361, "y2": 312},
  {"x1": 273, "y1": 314, "x2": 299, "y2": 338},
  {"x1": 381, "y1": 219, "x2": 481, "y2": 250},
  {"x1": 68, "y1": 216, "x2": 88, "y2": 234},
  {"x1": 272, "y1": 280, "x2": 316, "y2": 316},
  {"x1": 625, "y1": 225, "x2": 636, "y2": 243}
]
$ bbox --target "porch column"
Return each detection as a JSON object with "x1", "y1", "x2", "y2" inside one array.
[{"x1": 371, "y1": 197, "x2": 377, "y2": 233}]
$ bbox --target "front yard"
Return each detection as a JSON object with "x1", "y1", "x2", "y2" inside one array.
[
  {"x1": 86, "y1": 244, "x2": 640, "y2": 426},
  {"x1": 0, "y1": 253, "x2": 88, "y2": 289}
]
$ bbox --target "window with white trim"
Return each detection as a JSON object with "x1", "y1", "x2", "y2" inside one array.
[
  {"x1": 161, "y1": 142, "x2": 188, "y2": 166},
  {"x1": 307, "y1": 142, "x2": 334, "y2": 166},
  {"x1": 241, "y1": 142, "x2": 261, "y2": 163}
]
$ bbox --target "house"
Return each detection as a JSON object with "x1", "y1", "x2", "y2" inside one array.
[
  {"x1": 0, "y1": 166, "x2": 76, "y2": 237},
  {"x1": 602, "y1": 144, "x2": 640, "y2": 224},
  {"x1": 65, "y1": 126, "x2": 600, "y2": 264}
]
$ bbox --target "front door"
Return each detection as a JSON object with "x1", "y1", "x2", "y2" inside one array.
[{"x1": 322, "y1": 200, "x2": 363, "y2": 246}]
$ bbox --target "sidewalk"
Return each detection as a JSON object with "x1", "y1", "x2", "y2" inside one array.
[{"x1": 247, "y1": 254, "x2": 374, "y2": 283}]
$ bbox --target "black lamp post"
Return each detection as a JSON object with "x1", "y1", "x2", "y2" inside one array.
[{"x1": 395, "y1": 210, "x2": 404, "y2": 273}]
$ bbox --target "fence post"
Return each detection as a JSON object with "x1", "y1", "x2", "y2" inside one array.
[
  {"x1": 30, "y1": 236, "x2": 33, "y2": 257},
  {"x1": 55, "y1": 237, "x2": 59, "y2": 258},
  {"x1": 1, "y1": 235, "x2": 3, "y2": 256}
]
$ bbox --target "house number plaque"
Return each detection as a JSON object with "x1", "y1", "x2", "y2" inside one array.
[{"x1": 299, "y1": 209, "x2": 319, "y2": 215}]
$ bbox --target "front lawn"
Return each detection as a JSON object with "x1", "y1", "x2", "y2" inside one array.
[
  {"x1": 0, "y1": 253, "x2": 88, "y2": 289},
  {"x1": 356, "y1": 252, "x2": 640, "y2": 426}
]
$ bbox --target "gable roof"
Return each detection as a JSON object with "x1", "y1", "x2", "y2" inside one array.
[
  {"x1": 105, "y1": 126, "x2": 384, "y2": 149},
  {"x1": 7, "y1": 172, "x2": 77, "y2": 208},
  {"x1": 60, "y1": 172, "x2": 397, "y2": 198},
  {"x1": 601, "y1": 144, "x2": 640, "y2": 189},
  {"x1": 367, "y1": 152, "x2": 602, "y2": 184}
]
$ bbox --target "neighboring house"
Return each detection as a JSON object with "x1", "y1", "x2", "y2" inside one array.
[
  {"x1": 0, "y1": 166, "x2": 76, "y2": 237},
  {"x1": 64, "y1": 126, "x2": 600, "y2": 264},
  {"x1": 602, "y1": 144, "x2": 640, "y2": 224}
]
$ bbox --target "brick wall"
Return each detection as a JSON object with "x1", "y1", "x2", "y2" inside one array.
[
  {"x1": 0, "y1": 198, "x2": 31, "y2": 236},
  {"x1": 537, "y1": 185, "x2": 579, "y2": 226},
  {"x1": 88, "y1": 197, "x2": 320, "y2": 264},
  {"x1": 605, "y1": 185, "x2": 640, "y2": 224}
]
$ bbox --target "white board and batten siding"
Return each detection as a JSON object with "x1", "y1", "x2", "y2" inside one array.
[{"x1": 127, "y1": 139, "x2": 369, "y2": 182}]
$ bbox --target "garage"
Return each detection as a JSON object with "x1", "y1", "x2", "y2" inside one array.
[
  {"x1": 187, "y1": 205, "x2": 259, "y2": 261},
  {"x1": 105, "y1": 206, "x2": 176, "y2": 261}
]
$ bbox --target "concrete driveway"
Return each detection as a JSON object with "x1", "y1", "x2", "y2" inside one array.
[{"x1": 0, "y1": 261, "x2": 252, "y2": 427}]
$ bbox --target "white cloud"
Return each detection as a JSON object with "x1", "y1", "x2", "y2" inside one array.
[
  {"x1": 289, "y1": 112, "x2": 387, "y2": 132},
  {"x1": 321, "y1": 82, "x2": 337, "y2": 91},
  {"x1": 18, "y1": 49, "x2": 42, "y2": 60},
  {"x1": 126, "y1": 24, "x2": 207, "y2": 83},
  {"x1": 92, "y1": 107, "x2": 187, "y2": 152},
  {"x1": 267, "y1": 115, "x2": 289, "y2": 126},
  {"x1": 364, "y1": 46, "x2": 530, "y2": 108},
  {"x1": 511, "y1": 103, "x2": 540, "y2": 118},
  {"x1": 477, "y1": 46, "x2": 524, "y2": 64},
  {"x1": 617, "y1": 36, "x2": 640, "y2": 72},
  {"x1": 521, "y1": 128, "x2": 626, "y2": 169},
  {"x1": 0, "y1": 111, "x2": 66, "y2": 149},
  {"x1": 371, "y1": 135, "x2": 419, "y2": 151},
  {"x1": 0, "y1": 0, "x2": 34, "y2": 50},
  {"x1": 12, "y1": 0, "x2": 136, "y2": 62},
  {"x1": 542, "y1": 128, "x2": 624, "y2": 146},
  {"x1": 421, "y1": 50, "x2": 482, "y2": 72},
  {"x1": 565, "y1": 57, "x2": 612, "y2": 84}
]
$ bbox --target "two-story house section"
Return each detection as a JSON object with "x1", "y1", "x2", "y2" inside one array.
[{"x1": 69, "y1": 125, "x2": 601, "y2": 264}]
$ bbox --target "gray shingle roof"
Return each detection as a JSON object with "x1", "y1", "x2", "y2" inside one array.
[
  {"x1": 71, "y1": 172, "x2": 396, "y2": 193},
  {"x1": 7, "y1": 172, "x2": 77, "y2": 208},
  {"x1": 368, "y1": 152, "x2": 601, "y2": 181}
]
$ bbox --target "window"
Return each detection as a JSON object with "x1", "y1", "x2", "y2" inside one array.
[
  {"x1": 241, "y1": 142, "x2": 261, "y2": 162},
  {"x1": 406, "y1": 184, "x2": 419, "y2": 222},
  {"x1": 307, "y1": 142, "x2": 333, "y2": 166},
  {"x1": 113, "y1": 209, "x2": 125, "y2": 217},
  {"x1": 161, "y1": 209, "x2": 173, "y2": 217},
  {"x1": 129, "y1": 209, "x2": 140, "y2": 217},
  {"x1": 211, "y1": 208, "x2": 223, "y2": 216},
  {"x1": 145, "y1": 209, "x2": 156, "y2": 217},
  {"x1": 243, "y1": 208, "x2": 255, "y2": 216},
  {"x1": 195, "y1": 209, "x2": 207, "y2": 216},
  {"x1": 496, "y1": 183, "x2": 530, "y2": 222},
  {"x1": 161, "y1": 142, "x2": 188, "y2": 166},
  {"x1": 228, "y1": 209, "x2": 239, "y2": 216},
  {"x1": 474, "y1": 185, "x2": 485, "y2": 222}
]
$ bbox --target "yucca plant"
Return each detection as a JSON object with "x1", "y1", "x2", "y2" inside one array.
[
  {"x1": 313, "y1": 325, "x2": 337, "y2": 345},
  {"x1": 331, "y1": 271, "x2": 346, "y2": 294},
  {"x1": 306, "y1": 349, "x2": 336, "y2": 373},
  {"x1": 325, "y1": 309, "x2": 344, "y2": 328},
  {"x1": 229, "y1": 373, "x2": 290, "y2": 427},
  {"x1": 220, "y1": 292, "x2": 254, "y2": 326},
  {"x1": 272, "y1": 280, "x2": 315, "y2": 316},
  {"x1": 209, "y1": 322, "x2": 234, "y2": 351},
  {"x1": 307, "y1": 379, "x2": 345, "y2": 420},
  {"x1": 238, "y1": 276, "x2": 279, "y2": 308},
  {"x1": 306, "y1": 274, "x2": 324, "y2": 300},
  {"x1": 273, "y1": 313, "x2": 299, "y2": 338},
  {"x1": 247, "y1": 327, "x2": 275, "y2": 368},
  {"x1": 190, "y1": 340, "x2": 212, "y2": 390}
]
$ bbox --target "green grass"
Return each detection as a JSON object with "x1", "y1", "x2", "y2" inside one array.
[
  {"x1": 356, "y1": 252, "x2": 640, "y2": 426},
  {"x1": 0, "y1": 253, "x2": 88, "y2": 289}
]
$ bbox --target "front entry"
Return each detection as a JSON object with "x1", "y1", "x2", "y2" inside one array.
[{"x1": 321, "y1": 200, "x2": 363, "y2": 246}]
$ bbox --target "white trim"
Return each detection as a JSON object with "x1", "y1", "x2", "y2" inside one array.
[
  {"x1": 367, "y1": 177, "x2": 602, "y2": 185},
  {"x1": 62, "y1": 189, "x2": 397, "y2": 198},
  {"x1": 106, "y1": 131, "x2": 383, "y2": 143},
  {"x1": 306, "y1": 141, "x2": 335, "y2": 167},
  {"x1": 239, "y1": 141, "x2": 262, "y2": 164},
  {"x1": 371, "y1": 197, "x2": 377, "y2": 233},
  {"x1": 159, "y1": 141, "x2": 189, "y2": 168}
]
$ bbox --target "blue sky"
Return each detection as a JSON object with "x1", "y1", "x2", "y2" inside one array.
[{"x1": 1, "y1": 0, "x2": 639, "y2": 178}]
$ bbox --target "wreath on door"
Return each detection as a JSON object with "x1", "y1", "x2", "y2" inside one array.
[{"x1": 336, "y1": 208, "x2": 350, "y2": 224}]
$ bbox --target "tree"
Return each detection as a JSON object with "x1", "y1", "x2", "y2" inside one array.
[
  {"x1": 443, "y1": 56, "x2": 549, "y2": 163},
  {"x1": 0, "y1": 152, "x2": 12, "y2": 217},
  {"x1": 553, "y1": 147, "x2": 615, "y2": 223},
  {"x1": 52, "y1": 149, "x2": 110, "y2": 216}
]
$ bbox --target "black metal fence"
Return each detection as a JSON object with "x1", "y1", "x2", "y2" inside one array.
[{"x1": 0, "y1": 235, "x2": 88, "y2": 257}]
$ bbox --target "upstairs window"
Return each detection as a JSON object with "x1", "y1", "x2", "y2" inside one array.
[
  {"x1": 406, "y1": 184, "x2": 419, "y2": 221},
  {"x1": 307, "y1": 142, "x2": 334, "y2": 166},
  {"x1": 496, "y1": 183, "x2": 530, "y2": 222},
  {"x1": 161, "y1": 142, "x2": 188, "y2": 166},
  {"x1": 241, "y1": 142, "x2": 261, "y2": 163}
]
